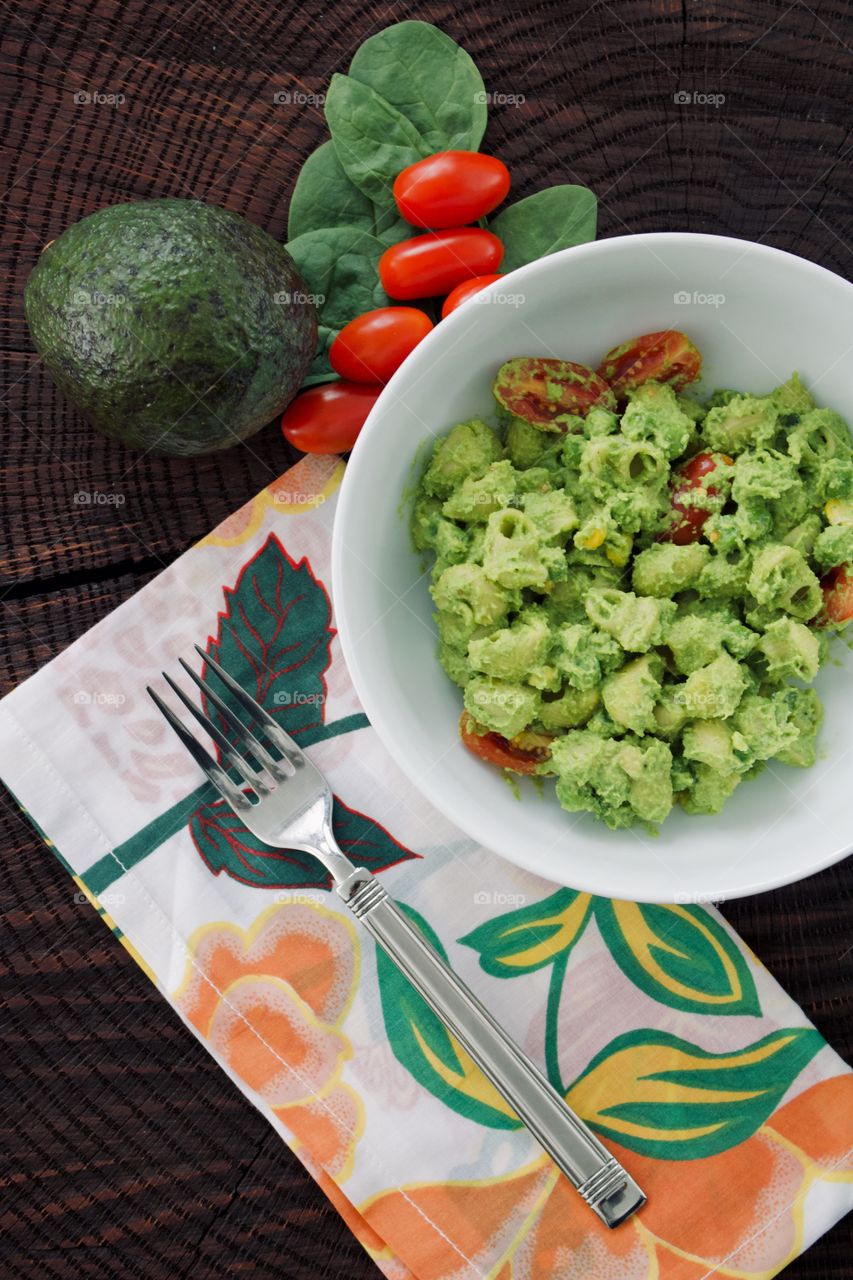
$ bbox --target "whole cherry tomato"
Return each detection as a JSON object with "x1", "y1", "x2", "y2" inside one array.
[
  {"x1": 441, "y1": 274, "x2": 503, "y2": 318},
  {"x1": 329, "y1": 307, "x2": 433, "y2": 383},
  {"x1": 597, "y1": 330, "x2": 702, "y2": 399},
  {"x1": 393, "y1": 151, "x2": 511, "y2": 229},
  {"x1": 817, "y1": 563, "x2": 853, "y2": 626},
  {"x1": 379, "y1": 229, "x2": 504, "y2": 300},
  {"x1": 281, "y1": 382, "x2": 382, "y2": 455},
  {"x1": 493, "y1": 357, "x2": 615, "y2": 426},
  {"x1": 459, "y1": 714, "x2": 551, "y2": 776},
  {"x1": 660, "y1": 451, "x2": 734, "y2": 545}
]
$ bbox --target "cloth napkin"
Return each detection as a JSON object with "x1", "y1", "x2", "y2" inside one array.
[{"x1": 1, "y1": 453, "x2": 852, "y2": 1280}]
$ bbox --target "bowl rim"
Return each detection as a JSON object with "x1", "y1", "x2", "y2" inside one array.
[{"x1": 331, "y1": 231, "x2": 853, "y2": 901}]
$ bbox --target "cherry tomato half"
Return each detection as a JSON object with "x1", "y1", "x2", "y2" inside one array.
[
  {"x1": 597, "y1": 330, "x2": 702, "y2": 399},
  {"x1": 493, "y1": 357, "x2": 615, "y2": 426},
  {"x1": 817, "y1": 563, "x2": 853, "y2": 626},
  {"x1": 660, "y1": 450, "x2": 734, "y2": 545},
  {"x1": 459, "y1": 714, "x2": 551, "y2": 776},
  {"x1": 393, "y1": 151, "x2": 511, "y2": 229},
  {"x1": 329, "y1": 307, "x2": 433, "y2": 384},
  {"x1": 281, "y1": 382, "x2": 382, "y2": 455},
  {"x1": 379, "y1": 228, "x2": 504, "y2": 300},
  {"x1": 441, "y1": 274, "x2": 503, "y2": 318}
]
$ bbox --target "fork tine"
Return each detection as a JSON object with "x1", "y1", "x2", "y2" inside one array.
[
  {"x1": 180, "y1": 656, "x2": 290, "y2": 779},
  {"x1": 194, "y1": 645, "x2": 305, "y2": 767},
  {"x1": 162, "y1": 672, "x2": 271, "y2": 793},
  {"x1": 147, "y1": 686, "x2": 252, "y2": 810}
]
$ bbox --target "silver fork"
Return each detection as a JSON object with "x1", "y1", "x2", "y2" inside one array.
[{"x1": 149, "y1": 646, "x2": 646, "y2": 1228}]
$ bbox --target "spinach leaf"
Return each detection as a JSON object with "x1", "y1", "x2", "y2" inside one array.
[
  {"x1": 287, "y1": 141, "x2": 408, "y2": 246},
  {"x1": 348, "y1": 20, "x2": 487, "y2": 153},
  {"x1": 324, "y1": 74, "x2": 429, "y2": 206},
  {"x1": 285, "y1": 225, "x2": 390, "y2": 378},
  {"x1": 489, "y1": 185, "x2": 598, "y2": 274}
]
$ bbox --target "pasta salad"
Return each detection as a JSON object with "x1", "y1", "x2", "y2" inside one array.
[{"x1": 411, "y1": 331, "x2": 853, "y2": 829}]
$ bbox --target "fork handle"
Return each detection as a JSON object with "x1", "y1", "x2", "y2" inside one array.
[{"x1": 336, "y1": 868, "x2": 645, "y2": 1228}]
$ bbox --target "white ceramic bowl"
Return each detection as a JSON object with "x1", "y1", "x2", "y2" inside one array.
[{"x1": 332, "y1": 233, "x2": 853, "y2": 902}]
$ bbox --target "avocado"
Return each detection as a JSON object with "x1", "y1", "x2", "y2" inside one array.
[{"x1": 24, "y1": 199, "x2": 317, "y2": 456}]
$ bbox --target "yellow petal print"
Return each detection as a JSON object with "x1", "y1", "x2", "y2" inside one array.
[
  {"x1": 410, "y1": 1022, "x2": 519, "y2": 1125},
  {"x1": 495, "y1": 892, "x2": 592, "y2": 971},
  {"x1": 460, "y1": 888, "x2": 593, "y2": 976},
  {"x1": 566, "y1": 1027, "x2": 823, "y2": 1159},
  {"x1": 594, "y1": 899, "x2": 760, "y2": 1016},
  {"x1": 200, "y1": 455, "x2": 344, "y2": 548}
]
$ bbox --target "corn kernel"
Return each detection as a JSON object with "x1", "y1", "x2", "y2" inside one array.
[
  {"x1": 825, "y1": 499, "x2": 853, "y2": 526},
  {"x1": 580, "y1": 528, "x2": 606, "y2": 550}
]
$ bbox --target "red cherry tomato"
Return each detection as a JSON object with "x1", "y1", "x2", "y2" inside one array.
[
  {"x1": 660, "y1": 451, "x2": 734, "y2": 545},
  {"x1": 493, "y1": 357, "x2": 615, "y2": 426},
  {"x1": 597, "y1": 330, "x2": 702, "y2": 399},
  {"x1": 379, "y1": 229, "x2": 504, "y2": 300},
  {"x1": 459, "y1": 714, "x2": 551, "y2": 776},
  {"x1": 329, "y1": 307, "x2": 433, "y2": 384},
  {"x1": 393, "y1": 151, "x2": 511, "y2": 229},
  {"x1": 817, "y1": 563, "x2": 853, "y2": 626},
  {"x1": 280, "y1": 382, "x2": 382, "y2": 455},
  {"x1": 441, "y1": 274, "x2": 503, "y2": 318}
]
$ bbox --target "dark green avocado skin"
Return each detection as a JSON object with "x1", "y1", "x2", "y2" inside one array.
[{"x1": 24, "y1": 199, "x2": 318, "y2": 456}]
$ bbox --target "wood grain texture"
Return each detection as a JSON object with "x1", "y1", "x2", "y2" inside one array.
[{"x1": 1, "y1": 0, "x2": 851, "y2": 1275}]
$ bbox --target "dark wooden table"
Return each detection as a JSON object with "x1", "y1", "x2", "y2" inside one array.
[{"x1": 2, "y1": 1, "x2": 851, "y2": 1275}]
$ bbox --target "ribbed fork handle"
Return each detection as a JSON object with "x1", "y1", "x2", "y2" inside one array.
[{"x1": 336, "y1": 868, "x2": 645, "y2": 1228}]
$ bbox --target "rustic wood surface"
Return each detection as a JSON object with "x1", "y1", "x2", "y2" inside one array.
[{"x1": 1, "y1": 0, "x2": 852, "y2": 1275}]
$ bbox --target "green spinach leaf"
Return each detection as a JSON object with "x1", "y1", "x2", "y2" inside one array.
[
  {"x1": 348, "y1": 20, "x2": 487, "y2": 153},
  {"x1": 287, "y1": 141, "x2": 408, "y2": 246},
  {"x1": 489, "y1": 185, "x2": 598, "y2": 274},
  {"x1": 325, "y1": 74, "x2": 429, "y2": 205},
  {"x1": 285, "y1": 225, "x2": 390, "y2": 378}
]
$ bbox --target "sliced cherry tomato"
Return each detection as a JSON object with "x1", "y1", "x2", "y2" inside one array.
[
  {"x1": 329, "y1": 307, "x2": 433, "y2": 384},
  {"x1": 281, "y1": 382, "x2": 382, "y2": 455},
  {"x1": 817, "y1": 563, "x2": 853, "y2": 626},
  {"x1": 659, "y1": 450, "x2": 734, "y2": 545},
  {"x1": 459, "y1": 714, "x2": 551, "y2": 776},
  {"x1": 379, "y1": 229, "x2": 504, "y2": 300},
  {"x1": 393, "y1": 151, "x2": 511, "y2": 229},
  {"x1": 441, "y1": 274, "x2": 503, "y2": 318},
  {"x1": 597, "y1": 330, "x2": 701, "y2": 399},
  {"x1": 493, "y1": 357, "x2": 615, "y2": 426}
]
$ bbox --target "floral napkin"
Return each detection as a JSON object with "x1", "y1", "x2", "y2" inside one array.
[{"x1": 1, "y1": 453, "x2": 851, "y2": 1280}]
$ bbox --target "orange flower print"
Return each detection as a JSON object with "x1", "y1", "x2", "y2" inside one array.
[
  {"x1": 174, "y1": 900, "x2": 363, "y2": 1179},
  {"x1": 201, "y1": 455, "x2": 344, "y2": 548},
  {"x1": 358, "y1": 1074, "x2": 853, "y2": 1280}
]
